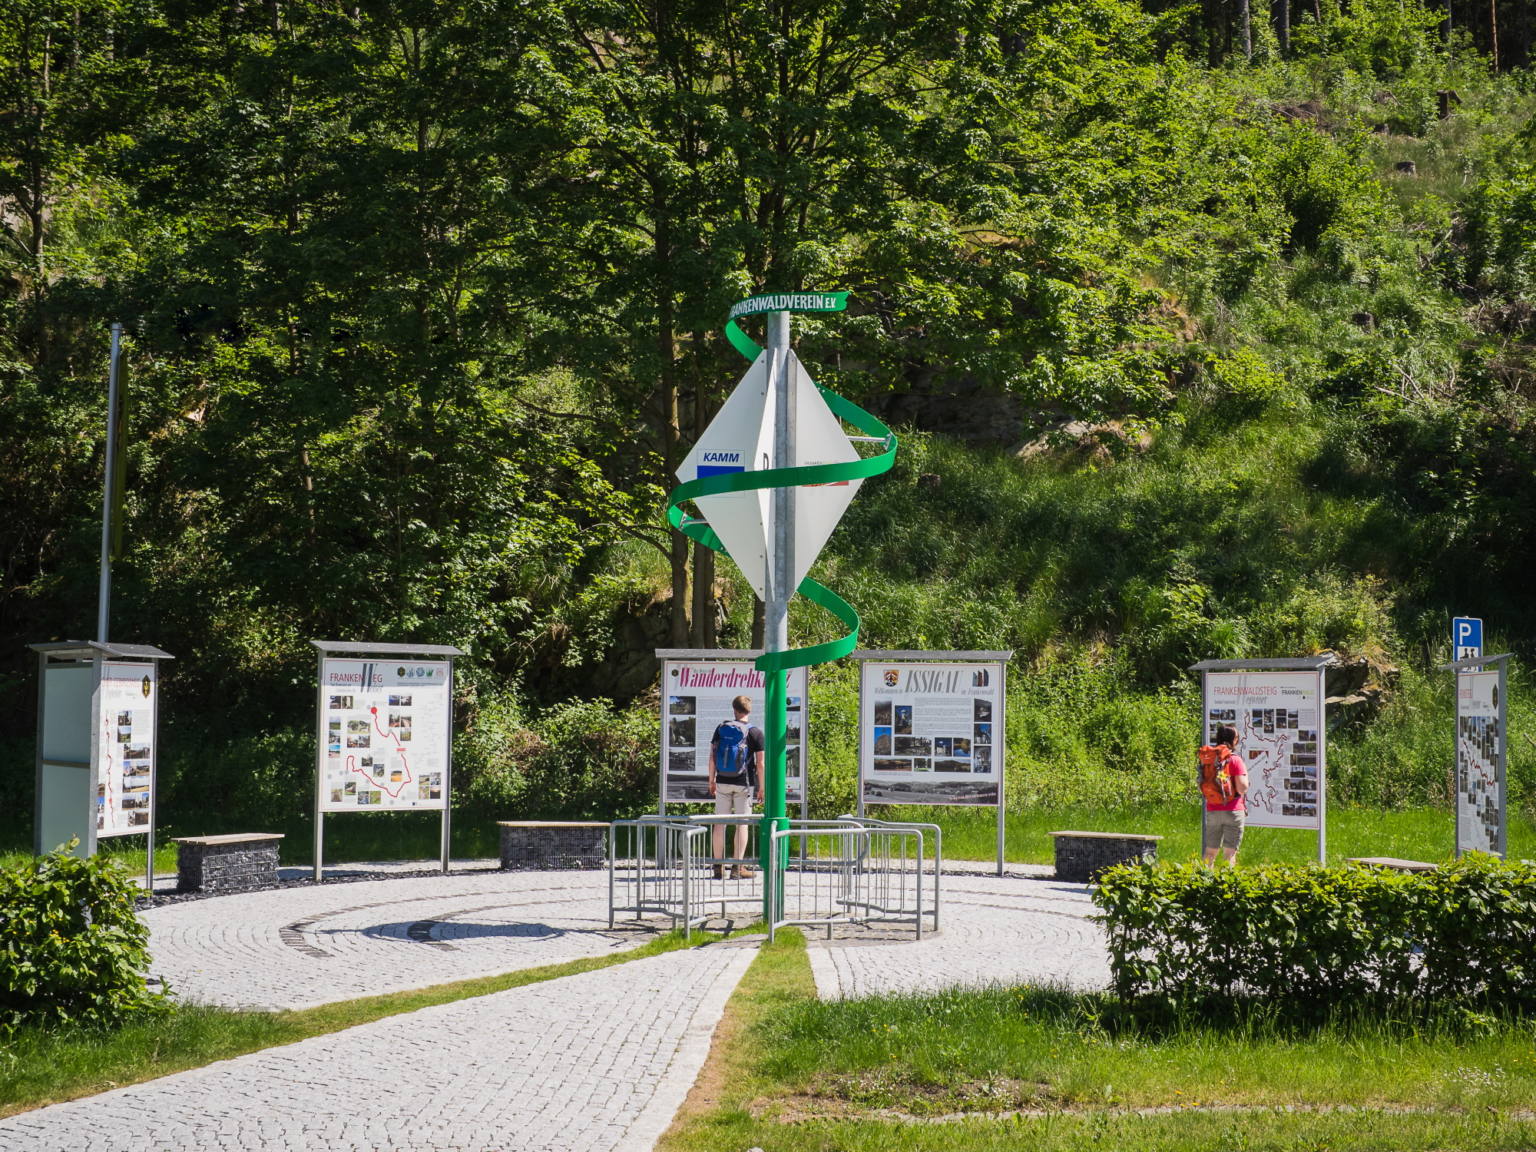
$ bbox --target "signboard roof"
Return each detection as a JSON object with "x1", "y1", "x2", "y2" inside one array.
[
  {"x1": 310, "y1": 640, "x2": 465, "y2": 656},
  {"x1": 30, "y1": 640, "x2": 174, "y2": 660},
  {"x1": 1189, "y1": 656, "x2": 1335, "y2": 672},
  {"x1": 1439, "y1": 652, "x2": 1512, "y2": 672}
]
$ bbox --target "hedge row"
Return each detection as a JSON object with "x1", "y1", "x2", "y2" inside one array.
[
  {"x1": 1092, "y1": 856, "x2": 1536, "y2": 1011},
  {"x1": 0, "y1": 846, "x2": 167, "y2": 1029}
]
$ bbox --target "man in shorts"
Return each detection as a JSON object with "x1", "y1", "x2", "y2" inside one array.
[
  {"x1": 1203, "y1": 723, "x2": 1248, "y2": 864},
  {"x1": 708, "y1": 695, "x2": 765, "y2": 879}
]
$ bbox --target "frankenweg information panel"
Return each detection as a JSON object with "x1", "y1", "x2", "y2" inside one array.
[
  {"x1": 1456, "y1": 668, "x2": 1504, "y2": 856},
  {"x1": 663, "y1": 659, "x2": 805, "y2": 804},
  {"x1": 1202, "y1": 671, "x2": 1323, "y2": 830},
  {"x1": 96, "y1": 661, "x2": 157, "y2": 837},
  {"x1": 860, "y1": 661, "x2": 1002, "y2": 806},
  {"x1": 319, "y1": 658, "x2": 450, "y2": 811}
]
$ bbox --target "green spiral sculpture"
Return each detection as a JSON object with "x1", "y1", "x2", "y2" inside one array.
[{"x1": 665, "y1": 292, "x2": 898, "y2": 676}]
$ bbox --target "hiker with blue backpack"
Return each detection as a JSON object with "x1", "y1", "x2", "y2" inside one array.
[{"x1": 708, "y1": 694, "x2": 765, "y2": 879}]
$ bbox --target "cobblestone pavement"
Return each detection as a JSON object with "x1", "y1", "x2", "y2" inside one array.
[
  {"x1": 145, "y1": 869, "x2": 644, "y2": 1011},
  {"x1": 0, "y1": 944, "x2": 754, "y2": 1152},
  {"x1": 3, "y1": 861, "x2": 1114, "y2": 1151},
  {"x1": 807, "y1": 872, "x2": 1109, "y2": 998}
]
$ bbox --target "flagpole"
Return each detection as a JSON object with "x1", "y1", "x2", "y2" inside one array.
[{"x1": 98, "y1": 322, "x2": 123, "y2": 644}]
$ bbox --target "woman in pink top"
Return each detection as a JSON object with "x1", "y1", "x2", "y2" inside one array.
[{"x1": 1203, "y1": 723, "x2": 1249, "y2": 864}]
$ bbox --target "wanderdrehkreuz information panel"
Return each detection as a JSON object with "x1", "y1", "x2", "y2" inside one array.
[
  {"x1": 1456, "y1": 668, "x2": 1504, "y2": 856},
  {"x1": 319, "y1": 658, "x2": 450, "y2": 811},
  {"x1": 859, "y1": 661, "x2": 1002, "y2": 806},
  {"x1": 1202, "y1": 670, "x2": 1324, "y2": 830},
  {"x1": 662, "y1": 658, "x2": 806, "y2": 804},
  {"x1": 97, "y1": 661, "x2": 157, "y2": 837}
]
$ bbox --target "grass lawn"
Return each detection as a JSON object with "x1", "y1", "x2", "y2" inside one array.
[
  {"x1": 877, "y1": 803, "x2": 1536, "y2": 867},
  {"x1": 661, "y1": 932, "x2": 1536, "y2": 1152},
  {"x1": 0, "y1": 927, "x2": 734, "y2": 1117}
]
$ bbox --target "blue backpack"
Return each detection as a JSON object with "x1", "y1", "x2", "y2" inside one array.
[{"x1": 713, "y1": 720, "x2": 751, "y2": 779}]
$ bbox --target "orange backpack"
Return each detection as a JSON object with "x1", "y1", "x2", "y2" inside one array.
[{"x1": 1198, "y1": 744, "x2": 1235, "y2": 806}]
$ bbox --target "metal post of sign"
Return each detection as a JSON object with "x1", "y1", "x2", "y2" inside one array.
[
  {"x1": 1316, "y1": 666, "x2": 1327, "y2": 865},
  {"x1": 1498, "y1": 657, "x2": 1509, "y2": 860},
  {"x1": 1198, "y1": 670, "x2": 1209, "y2": 860},
  {"x1": 441, "y1": 659, "x2": 454, "y2": 874},
  {"x1": 97, "y1": 323, "x2": 123, "y2": 646},
  {"x1": 856, "y1": 689, "x2": 867, "y2": 819},
  {"x1": 996, "y1": 660, "x2": 1007, "y2": 876},
  {"x1": 761, "y1": 308, "x2": 793, "y2": 922},
  {"x1": 313, "y1": 645, "x2": 325, "y2": 882},
  {"x1": 143, "y1": 661, "x2": 157, "y2": 891}
]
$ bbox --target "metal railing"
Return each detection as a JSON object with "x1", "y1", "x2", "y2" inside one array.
[
  {"x1": 609, "y1": 814, "x2": 940, "y2": 943},
  {"x1": 766, "y1": 817, "x2": 940, "y2": 942}
]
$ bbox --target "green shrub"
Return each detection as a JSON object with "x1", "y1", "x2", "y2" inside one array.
[
  {"x1": 1093, "y1": 855, "x2": 1536, "y2": 1016},
  {"x1": 0, "y1": 846, "x2": 168, "y2": 1029},
  {"x1": 460, "y1": 697, "x2": 657, "y2": 820}
]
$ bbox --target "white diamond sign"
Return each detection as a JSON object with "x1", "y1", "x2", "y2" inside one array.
[{"x1": 677, "y1": 349, "x2": 862, "y2": 600}]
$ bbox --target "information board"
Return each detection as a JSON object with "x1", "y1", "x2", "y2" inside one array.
[
  {"x1": 859, "y1": 661, "x2": 1003, "y2": 806},
  {"x1": 1456, "y1": 667, "x2": 1505, "y2": 857},
  {"x1": 96, "y1": 661, "x2": 157, "y2": 837},
  {"x1": 662, "y1": 659, "x2": 806, "y2": 804},
  {"x1": 1202, "y1": 671, "x2": 1324, "y2": 830},
  {"x1": 318, "y1": 658, "x2": 450, "y2": 811}
]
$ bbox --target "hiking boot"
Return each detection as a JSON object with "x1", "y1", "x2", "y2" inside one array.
[{"x1": 712, "y1": 864, "x2": 725, "y2": 880}]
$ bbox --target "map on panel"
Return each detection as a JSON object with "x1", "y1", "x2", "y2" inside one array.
[
  {"x1": 97, "y1": 662, "x2": 156, "y2": 837},
  {"x1": 319, "y1": 659, "x2": 450, "y2": 811},
  {"x1": 1202, "y1": 671, "x2": 1322, "y2": 830}
]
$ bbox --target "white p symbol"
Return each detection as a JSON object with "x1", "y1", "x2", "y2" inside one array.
[{"x1": 1457, "y1": 622, "x2": 1473, "y2": 644}]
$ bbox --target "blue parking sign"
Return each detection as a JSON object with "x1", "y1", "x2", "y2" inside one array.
[{"x1": 1452, "y1": 617, "x2": 1482, "y2": 661}]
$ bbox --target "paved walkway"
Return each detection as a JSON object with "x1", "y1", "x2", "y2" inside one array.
[
  {"x1": 2, "y1": 862, "x2": 1107, "y2": 1151},
  {"x1": 146, "y1": 869, "x2": 635, "y2": 1010},
  {"x1": 806, "y1": 872, "x2": 1110, "y2": 998},
  {"x1": 0, "y1": 945, "x2": 752, "y2": 1152}
]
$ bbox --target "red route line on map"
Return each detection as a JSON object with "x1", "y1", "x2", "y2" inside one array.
[
  {"x1": 345, "y1": 706, "x2": 412, "y2": 797},
  {"x1": 1241, "y1": 725, "x2": 1295, "y2": 815}
]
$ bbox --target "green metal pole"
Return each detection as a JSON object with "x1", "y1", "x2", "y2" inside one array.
[{"x1": 761, "y1": 667, "x2": 788, "y2": 922}]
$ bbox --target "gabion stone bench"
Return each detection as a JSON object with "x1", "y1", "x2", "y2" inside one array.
[
  {"x1": 1345, "y1": 856, "x2": 1438, "y2": 873},
  {"x1": 498, "y1": 821, "x2": 608, "y2": 870},
  {"x1": 173, "y1": 833, "x2": 285, "y2": 893},
  {"x1": 1048, "y1": 830, "x2": 1162, "y2": 883}
]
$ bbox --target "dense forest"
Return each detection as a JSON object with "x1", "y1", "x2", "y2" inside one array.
[{"x1": 3, "y1": 0, "x2": 1534, "y2": 851}]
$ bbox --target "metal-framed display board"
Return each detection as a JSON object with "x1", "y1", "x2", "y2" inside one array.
[
  {"x1": 854, "y1": 650, "x2": 1011, "y2": 875},
  {"x1": 311, "y1": 640, "x2": 464, "y2": 880},
  {"x1": 30, "y1": 641, "x2": 173, "y2": 890},
  {"x1": 1191, "y1": 656, "x2": 1335, "y2": 863},
  {"x1": 656, "y1": 650, "x2": 808, "y2": 812},
  {"x1": 1441, "y1": 652, "x2": 1511, "y2": 859}
]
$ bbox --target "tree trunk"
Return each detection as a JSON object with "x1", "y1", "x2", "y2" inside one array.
[
  {"x1": 1489, "y1": 0, "x2": 1499, "y2": 70},
  {"x1": 1277, "y1": 0, "x2": 1290, "y2": 55},
  {"x1": 656, "y1": 208, "x2": 689, "y2": 647},
  {"x1": 690, "y1": 540, "x2": 716, "y2": 647},
  {"x1": 689, "y1": 341, "x2": 717, "y2": 648},
  {"x1": 1238, "y1": 0, "x2": 1252, "y2": 59},
  {"x1": 1206, "y1": 0, "x2": 1223, "y2": 65}
]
